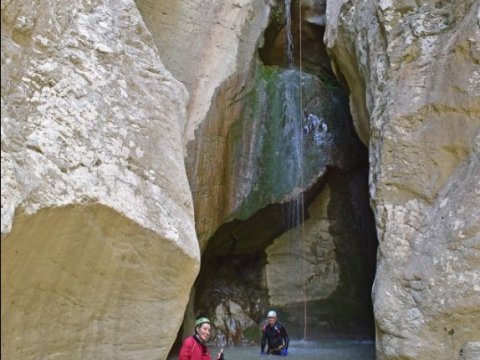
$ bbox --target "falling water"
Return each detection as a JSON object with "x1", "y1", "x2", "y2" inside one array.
[
  {"x1": 288, "y1": 91, "x2": 309, "y2": 343},
  {"x1": 284, "y1": 0, "x2": 294, "y2": 68},
  {"x1": 282, "y1": 0, "x2": 308, "y2": 342}
]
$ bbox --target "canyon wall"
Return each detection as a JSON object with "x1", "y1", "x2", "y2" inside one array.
[
  {"x1": 326, "y1": 0, "x2": 480, "y2": 358},
  {"x1": 2, "y1": 0, "x2": 479, "y2": 359},
  {"x1": 1, "y1": 1, "x2": 198, "y2": 359},
  {"x1": 135, "y1": 0, "x2": 271, "y2": 251}
]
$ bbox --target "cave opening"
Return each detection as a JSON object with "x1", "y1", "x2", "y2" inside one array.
[{"x1": 169, "y1": 0, "x2": 378, "y2": 357}]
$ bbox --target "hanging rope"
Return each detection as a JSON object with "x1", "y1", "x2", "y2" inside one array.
[{"x1": 297, "y1": 0, "x2": 308, "y2": 343}]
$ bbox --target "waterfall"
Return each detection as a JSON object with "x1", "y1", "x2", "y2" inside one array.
[
  {"x1": 284, "y1": 0, "x2": 294, "y2": 68},
  {"x1": 283, "y1": 0, "x2": 308, "y2": 341}
]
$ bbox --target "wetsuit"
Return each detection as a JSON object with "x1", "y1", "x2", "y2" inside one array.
[{"x1": 261, "y1": 322, "x2": 289, "y2": 355}]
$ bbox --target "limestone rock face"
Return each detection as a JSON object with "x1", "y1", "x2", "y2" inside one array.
[
  {"x1": 135, "y1": 0, "x2": 273, "y2": 252},
  {"x1": 1, "y1": 1, "x2": 198, "y2": 359},
  {"x1": 266, "y1": 186, "x2": 340, "y2": 306},
  {"x1": 262, "y1": 165, "x2": 376, "y2": 338},
  {"x1": 326, "y1": 0, "x2": 480, "y2": 358},
  {"x1": 460, "y1": 342, "x2": 480, "y2": 360},
  {"x1": 189, "y1": 60, "x2": 367, "y2": 249},
  {"x1": 213, "y1": 300, "x2": 257, "y2": 345},
  {"x1": 135, "y1": 0, "x2": 271, "y2": 147},
  {"x1": 259, "y1": 0, "x2": 332, "y2": 78}
]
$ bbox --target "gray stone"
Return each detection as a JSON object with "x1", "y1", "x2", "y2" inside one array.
[
  {"x1": 1, "y1": 1, "x2": 199, "y2": 359},
  {"x1": 135, "y1": 0, "x2": 271, "y2": 147},
  {"x1": 326, "y1": 0, "x2": 480, "y2": 358},
  {"x1": 459, "y1": 342, "x2": 480, "y2": 360},
  {"x1": 266, "y1": 186, "x2": 340, "y2": 306}
]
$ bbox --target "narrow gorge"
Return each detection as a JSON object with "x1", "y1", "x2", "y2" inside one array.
[{"x1": 1, "y1": 1, "x2": 479, "y2": 360}]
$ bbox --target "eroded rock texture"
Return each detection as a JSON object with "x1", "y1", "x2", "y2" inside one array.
[
  {"x1": 189, "y1": 56, "x2": 376, "y2": 340},
  {"x1": 136, "y1": 0, "x2": 272, "y2": 251},
  {"x1": 2, "y1": 0, "x2": 479, "y2": 358},
  {"x1": 180, "y1": 0, "x2": 379, "y2": 343},
  {"x1": 135, "y1": 0, "x2": 271, "y2": 148},
  {"x1": 1, "y1": 1, "x2": 198, "y2": 359},
  {"x1": 266, "y1": 187, "x2": 340, "y2": 306},
  {"x1": 326, "y1": 0, "x2": 480, "y2": 358}
]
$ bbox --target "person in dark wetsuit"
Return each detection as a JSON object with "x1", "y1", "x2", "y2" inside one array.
[{"x1": 260, "y1": 310, "x2": 289, "y2": 356}]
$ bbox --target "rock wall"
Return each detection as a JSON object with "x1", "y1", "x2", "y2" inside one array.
[
  {"x1": 263, "y1": 165, "x2": 377, "y2": 339},
  {"x1": 135, "y1": 0, "x2": 271, "y2": 148},
  {"x1": 460, "y1": 342, "x2": 480, "y2": 360},
  {"x1": 3, "y1": 0, "x2": 479, "y2": 358},
  {"x1": 189, "y1": 61, "x2": 367, "y2": 247},
  {"x1": 188, "y1": 53, "x2": 377, "y2": 339},
  {"x1": 325, "y1": 0, "x2": 480, "y2": 358},
  {"x1": 1, "y1": 1, "x2": 198, "y2": 359},
  {"x1": 188, "y1": 0, "x2": 376, "y2": 341},
  {"x1": 266, "y1": 186, "x2": 340, "y2": 306},
  {"x1": 135, "y1": 0, "x2": 272, "y2": 253}
]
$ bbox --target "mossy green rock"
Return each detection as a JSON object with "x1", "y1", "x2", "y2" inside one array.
[{"x1": 227, "y1": 63, "x2": 360, "y2": 221}]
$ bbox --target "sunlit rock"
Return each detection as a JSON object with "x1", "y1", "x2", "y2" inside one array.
[
  {"x1": 1, "y1": 1, "x2": 198, "y2": 359},
  {"x1": 326, "y1": 0, "x2": 480, "y2": 358},
  {"x1": 135, "y1": 0, "x2": 271, "y2": 148}
]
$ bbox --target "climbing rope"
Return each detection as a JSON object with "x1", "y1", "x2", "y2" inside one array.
[{"x1": 297, "y1": 0, "x2": 308, "y2": 342}]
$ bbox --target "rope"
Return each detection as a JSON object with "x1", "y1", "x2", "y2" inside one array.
[{"x1": 297, "y1": 0, "x2": 307, "y2": 342}]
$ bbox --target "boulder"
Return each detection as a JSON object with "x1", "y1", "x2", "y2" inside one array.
[{"x1": 1, "y1": 1, "x2": 199, "y2": 359}]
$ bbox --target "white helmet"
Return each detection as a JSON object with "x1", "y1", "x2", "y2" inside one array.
[{"x1": 267, "y1": 310, "x2": 277, "y2": 318}]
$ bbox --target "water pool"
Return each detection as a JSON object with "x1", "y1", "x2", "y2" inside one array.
[{"x1": 169, "y1": 339, "x2": 375, "y2": 360}]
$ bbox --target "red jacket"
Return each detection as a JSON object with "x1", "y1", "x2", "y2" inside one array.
[{"x1": 179, "y1": 336, "x2": 212, "y2": 360}]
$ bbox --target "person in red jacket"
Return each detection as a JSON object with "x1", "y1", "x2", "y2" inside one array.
[{"x1": 179, "y1": 317, "x2": 225, "y2": 360}]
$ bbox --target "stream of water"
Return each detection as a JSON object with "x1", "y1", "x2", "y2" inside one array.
[{"x1": 284, "y1": 0, "x2": 294, "y2": 68}]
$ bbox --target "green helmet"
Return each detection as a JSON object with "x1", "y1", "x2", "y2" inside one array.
[{"x1": 195, "y1": 317, "x2": 211, "y2": 327}]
